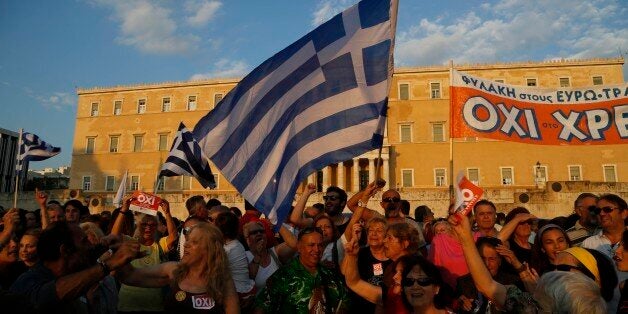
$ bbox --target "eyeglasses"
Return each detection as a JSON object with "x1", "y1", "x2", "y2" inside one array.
[
  {"x1": 248, "y1": 229, "x2": 265, "y2": 237},
  {"x1": 588, "y1": 206, "x2": 618, "y2": 215},
  {"x1": 323, "y1": 195, "x2": 339, "y2": 201},
  {"x1": 402, "y1": 277, "x2": 435, "y2": 287},
  {"x1": 382, "y1": 197, "x2": 401, "y2": 203}
]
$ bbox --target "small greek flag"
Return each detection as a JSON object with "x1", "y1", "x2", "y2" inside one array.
[
  {"x1": 159, "y1": 122, "x2": 216, "y2": 189},
  {"x1": 17, "y1": 132, "x2": 61, "y2": 172}
]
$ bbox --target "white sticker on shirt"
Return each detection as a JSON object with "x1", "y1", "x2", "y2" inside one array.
[
  {"x1": 192, "y1": 295, "x2": 215, "y2": 310},
  {"x1": 373, "y1": 263, "x2": 383, "y2": 276}
]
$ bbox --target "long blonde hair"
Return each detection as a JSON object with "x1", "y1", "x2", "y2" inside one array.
[{"x1": 172, "y1": 222, "x2": 232, "y2": 304}]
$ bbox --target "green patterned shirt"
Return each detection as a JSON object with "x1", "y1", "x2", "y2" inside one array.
[{"x1": 254, "y1": 257, "x2": 350, "y2": 313}]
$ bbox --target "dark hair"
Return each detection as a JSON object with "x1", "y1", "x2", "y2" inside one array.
[
  {"x1": 473, "y1": 199, "x2": 496, "y2": 214},
  {"x1": 37, "y1": 221, "x2": 75, "y2": 262},
  {"x1": 530, "y1": 224, "x2": 571, "y2": 274},
  {"x1": 214, "y1": 212, "x2": 239, "y2": 240},
  {"x1": 623, "y1": 230, "x2": 628, "y2": 248},
  {"x1": 585, "y1": 248, "x2": 618, "y2": 301},
  {"x1": 400, "y1": 200, "x2": 410, "y2": 215},
  {"x1": 230, "y1": 207, "x2": 242, "y2": 218},
  {"x1": 185, "y1": 195, "x2": 206, "y2": 212},
  {"x1": 504, "y1": 207, "x2": 530, "y2": 225},
  {"x1": 313, "y1": 203, "x2": 325, "y2": 212},
  {"x1": 325, "y1": 186, "x2": 347, "y2": 203},
  {"x1": 475, "y1": 236, "x2": 503, "y2": 251},
  {"x1": 388, "y1": 222, "x2": 421, "y2": 255},
  {"x1": 63, "y1": 199, "x2": 84, "y2": 212},
  {"x1": 574, "y1": 193, "x2": 598, "y2": 208},
  {"x1": 599, "y1": 193, "x2": 627, "y2": 211},
  {"x1": 244, "y1": 200, "x2": 258, "y2": 212},
  {"x1": 206, "y1": 198, "x2": 222, "y2": 209},
  {"x1": 414, "y1": 205, "x2": 432, "y2": 222},
  {"x1": 298, "y1": 226, "x2": 324, "y2": 240},
  {"x1": 313, "y1": 215, "x2": 338, "y2": 242},
  {"x1": 399, "y1": 255, "x2": 448, "y2": 310}
]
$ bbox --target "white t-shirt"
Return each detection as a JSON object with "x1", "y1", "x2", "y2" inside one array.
[
  {"x1": 321, "y1": 234, "x2": 348, "y2": 266},
  {"x1": 245, "y1": 247, "x2": 281, "y2": 293},
  {"x1": 224, "y1": 239, "x2": 256, "y2": 294}
]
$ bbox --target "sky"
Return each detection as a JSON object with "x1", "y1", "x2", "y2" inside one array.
[{"x1": 0, "y1": 0, "x2": 626, "y2": 169}]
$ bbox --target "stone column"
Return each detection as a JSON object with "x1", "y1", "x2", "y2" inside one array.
[
  {"x1": 322, "y1": 166, "x2": 330, "y2": 190},
  {"x1": 337, "y1": 162, "x2": 345, "y2": 190},
  {"x1": 383, "y1": 157, "x2": 390, "y2": 190},
  {"x1": 307, "y1": 172, "x2": 316, "y2": 186},
  {"x1": 368, "y1": 158, "x2": 375, "y2": 184},
  {"x1": 352, "y1": 158, "x2": 360, "y2": 192}
]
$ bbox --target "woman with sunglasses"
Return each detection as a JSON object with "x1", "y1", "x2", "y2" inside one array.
[
  {"x1": 554, "y1": 247, "x2": 617, "y2": 303},
  {"x1": 343, "y1": 221, "x2": 422, "y2": 314},
  {"x1": 112, "y1": 195, "x2": 177, "y2": 313},
  {"x1": 399, "y1": 255, "x2": 452, "y2": 313},
  {"x1": 116, "y1": 222, "x2": 239, "y2": 313},
  {"x1": 449, "y1": 213, "x2": 607, "y2": 313}
]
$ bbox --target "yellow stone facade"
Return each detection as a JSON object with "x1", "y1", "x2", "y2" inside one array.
[{"x1": 70, "y1": 58, "x2": 626, "y2": 213}]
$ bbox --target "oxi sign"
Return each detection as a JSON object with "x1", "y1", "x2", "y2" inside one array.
[
  {"x1": 129, "y1": 191, "x2": 161, "y2": 216},
  {"x1": 451, "y1": 70, "x2": 628, "y2": 145}
]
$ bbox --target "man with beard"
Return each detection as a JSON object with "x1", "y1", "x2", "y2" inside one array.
[
  {"x1": 10, "y1": 221, "x2": 140, "y2": 313},
  {"x1": 567, "y1": 193, "x2": 601, "y2": 246},
  {"x1": 348, "y1": 182, "x2": 426, "y2": 251},
  {"x1": 323, "y1": 186, "x2": 352, "y2": 235}
]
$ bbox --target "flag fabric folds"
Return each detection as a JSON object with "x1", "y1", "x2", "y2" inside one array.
[
  {"x1": 159, "y1": 122, "x2": 216, "y2": 189},
  {"x1": 113, "y1": 170, "x2": 128, "y2": 207},
  {"x1": 193, "y1": 0, "x2": 397, "y2": 224},
  {"x1": 17, "y1": 132, "x2": 61, "y2": 172}
]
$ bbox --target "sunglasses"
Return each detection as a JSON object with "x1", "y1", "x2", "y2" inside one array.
[
  {"x1": 248, "y1": 229, "x2": 265, "y2": 237},
  {"x1": 588, "y1": 206, "x2": 618, "y2": 215},
  {"x1": 382, "y1": 197, "x2": 401, "y2": 203},
  {"x1": 323, "y1": 195, "x2": 340, "y2": 201},
  {"x1": 402, "y1": 277, "x2": 435, "y2": 287}
]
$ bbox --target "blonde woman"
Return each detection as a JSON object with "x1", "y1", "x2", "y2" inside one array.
[{"x1": 115, "y1": 222, "x2": 239, "y2": 313}]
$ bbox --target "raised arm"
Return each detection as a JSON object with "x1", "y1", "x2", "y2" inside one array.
[
  {"x1": 497, "y1": 213, "x2": 536, "y2": 243},
  {"x1": 343, "y1": 182, "x2": 380, "y2": 242},
  {"x1": 159, "y1": 199, "x2": 177, "y2": 249},
  {"x1": 289, "y1": 183, "x2": 316, "y2": 229},
  {"x1": 341, "y1": 236, "x2": 382, "y2": 305},
  {"x1": 346, "y1": 181, "x2": 380, "y2": 222},
  {"x1": 0, "y1": 208, "x2": 19, "y2": 247},
  {"x1": 111, "y1": 195, "x2": 132, "y2": 236},
  {"x1": 450, "y1": 214, "x2": 508, "y2": 308},
  {"x1": 35, "y1": 188, "x2": 49, "y2": 229},
  {"x1": 116, "y1": 259, "x2": 177, "y2": 288}
]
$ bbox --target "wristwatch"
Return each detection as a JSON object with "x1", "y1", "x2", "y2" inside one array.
[{"x1": 358, "y1": 200, "x2": 367, "y2": 207}]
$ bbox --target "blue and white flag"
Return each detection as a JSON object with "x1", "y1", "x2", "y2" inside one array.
[
  {"x1": 193, "y1": 0, "x2": 397, "y2": 224},
  {"x1": 159, "y1": 122, "x2": 216, "y2": 189},
  {"x1": 17, "y1": 132, "x2": 61, "y2": 172}
]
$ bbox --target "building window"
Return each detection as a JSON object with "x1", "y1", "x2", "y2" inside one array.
[
  {"x1": 526, "y1": 78, "x2": 537, "y2": 87},
  {"x1": 214, "y1": 93, "x2": 223, "y2": 107},
  {"x1": 90, "y1": 103, "x2": 99, "y2": 117},
  {"x1": 432, "y1": 123, "x2": 445, "y2": 142},
  {"x1": 162, "y1": 97, "x2": 171, "y2": 112},
  {"x1": 559, "y1": 77, "x2": 570, "y2": 87},
  {"x1": 188, "y1": 96, "x2": 197, "y2": 111},
  {"x1": 434, "y1": 168, "x2": 446, "y2": 187},
  {"x1": 133, "y1": 135, "x2": 143, "y2": 152},
  {"x1": 568, "y1": 165, "x2": 582, "y2": 181},
  {"x1": 534, "y1": 165, "x2": 548, "y2": 184},
  {"x1": 401, "y1": 169, "x2": 413, "y2": 187},
  {"x1": 114, "y1": 101, "x2": 122, "y2": 115},
  {"x1": 592, "y1": 76, "x2": 603, "y2": 85},
  {"x1": 130, "y1": 175, "x2": 140, "y2": 190},
  {"x1": 182, "y1": 176, "x2": 191, "y2": 190},
  {"x1": 500, "y1": 167, "x2": 514, "y2": 185},
  {"x1": 399, "y1": 83, "x2": 409, "y2": 100},
  {"x1": 158, "y1": 134, "x2": 168, "y2": 151},
  {"x1": 156, "y1": 177, "x2": 165, "y2": 191},
  {"x1": 137, "y1": 99, "x2": 146, "y2": 114},
  {"x1": 105, "y1": 176, "x2": 115, "y2": 191},
  {"x1": 86, "y1": 137, "x2": 95, "y2": 154},
  {"x1": 467, "y1": 168, "x2": 480, "y2": 185},
  {"x1": 399, "y1": 124, "x2": 412, "y2": 143},
  {"x1": 430, "y1": 82, "x2": 441, "y2": 99},
  {"x1": 82, "y1": 176, "x2": 92, "y2": 191},
  {"x1": 603, "y1": 165, "x2": 617, "y2": 182},
  {"x1": 494, "y1": 79, "x2": 504, "y2": 83},
  {"x1": 109, "y1": 136, "x2": 119, "y2": 153}
]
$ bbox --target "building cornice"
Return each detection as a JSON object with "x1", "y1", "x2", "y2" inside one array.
[{"x1": 77, "y1": 57, "x2": 624, "y2": 94}]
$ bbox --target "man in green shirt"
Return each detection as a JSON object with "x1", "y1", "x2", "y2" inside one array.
[{"x1": 254, "y1": 227, "x2": 350, "y2": 313}]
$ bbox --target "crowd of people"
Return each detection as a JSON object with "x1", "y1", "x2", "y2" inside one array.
[{"x1": 0, "y1": 183, "x2": 626, "y2": 313}]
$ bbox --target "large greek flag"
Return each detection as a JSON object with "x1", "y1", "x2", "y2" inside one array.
[
  {"x1": 193, "y1": 0, "x2": 397, "y2": 224},
  {"x1": 17, "y1": 132, "x2": 61, "y2": 171},
  {"x1": 159, "y1": 122, "x2": 216, "y2": 189}
]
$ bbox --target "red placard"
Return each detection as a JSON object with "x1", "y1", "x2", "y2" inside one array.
[
  {"x1": 129, "y1": 191, "x2": 161, "y2": 216},
  {"x1": 453, "y1": 171, "x2": 484, "y2": 216}
]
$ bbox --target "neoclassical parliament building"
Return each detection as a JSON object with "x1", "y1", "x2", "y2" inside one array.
[{"x1": 68, "y1": 58, "x2": 627, "y2": 217}]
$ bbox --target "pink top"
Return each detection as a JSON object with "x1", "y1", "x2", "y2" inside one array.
[{"x1": 428, "y1": 232, "x2": 479, "y2": 288}]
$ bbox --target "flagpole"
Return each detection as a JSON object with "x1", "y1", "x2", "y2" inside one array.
[
  {"x1": 448, "y1": 60, "x2": 455, "y2": 203},
  {"x1": 13, "y1": 129, "x2": 23, "y2": 208}
]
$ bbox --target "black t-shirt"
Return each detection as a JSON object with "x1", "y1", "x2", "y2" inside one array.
[
  {"x1": 508, "y1": 238, "x2": 532, "y2": 265},
  {"x1": 348, "y1": 246, "x2": 392, "y2": 313}
]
